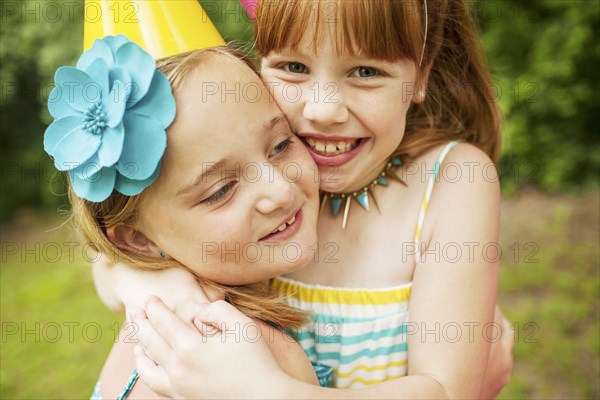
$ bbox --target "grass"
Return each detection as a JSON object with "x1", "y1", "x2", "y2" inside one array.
[
  {"x1": 1, "y1": 213, "x2": 121, "y2": 399},
  {"x1": 496, "y1": 190, "x2": 599, "y2": 399},
  {"x1": 1, "y1": 190, "x2": 599, "y2": 399}
]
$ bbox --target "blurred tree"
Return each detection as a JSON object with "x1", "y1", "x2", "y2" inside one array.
[
  {"x1": 475, "y1": 0, "x2": 600, "y2": 192},
  {"x1": 0, "y1": 0, "x2": 598, "y2": 221},
  {"x1": 1, "y1": 0, "x2": 83, "y2": 220}
]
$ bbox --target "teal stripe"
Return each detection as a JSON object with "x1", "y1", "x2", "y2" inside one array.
[
  {"x1": 302, "y1": 342, "x2": 408, "y2": 365},
  {"x1": 294, "y1": 324, "x2": 408, "y2": 345},
  {"x1": 308, "y1": 310, "x2": 407, "y2": 324}
]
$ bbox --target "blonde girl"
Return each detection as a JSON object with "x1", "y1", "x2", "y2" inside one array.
[
  {"x1": 45, "y1": 35, "x2": 328, "y2": 398},
  {"x1": 100, "y1": 0, "x2": 513, "y2": 397}
]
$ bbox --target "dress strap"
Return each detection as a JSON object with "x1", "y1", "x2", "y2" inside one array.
[
  {"x1": 89, "y1": 369, "x2": 139, "y2": 400},
  {"x1": 116, "y1": 369, "x2": 139, "y2": 400},
  {"x1": 414, "y1": 141, "x2": 460, "y2": 261}
]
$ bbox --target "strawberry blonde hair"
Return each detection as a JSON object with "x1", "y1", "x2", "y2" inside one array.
[
  {"x1": 255, "y1": 0, "x2": 501, "y2": 162},
  {"x1": 70, "y1": 46, "x2": 307, "y2": 330}
]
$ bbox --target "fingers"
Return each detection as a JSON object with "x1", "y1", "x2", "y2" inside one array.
[
  {"x1": 194, "y1": 300, "x2": 254, "y2": 332},
  {"x1": 133, "y1": 345, "x2": 174, "y2": 398},
  {"x1": 129, "y1": 305, "x2": 173, "y2": 369},
  {"x1": 143, "y1": 295, "x2": 203, "y2": 353}
]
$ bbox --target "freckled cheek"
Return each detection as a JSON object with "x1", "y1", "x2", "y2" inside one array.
[
  {"x1": 272, "y1": 92, "x2": 301, "y2": 120},
  {"x1": 291, "y1": 147, "x2": 318, "y2": 191}
]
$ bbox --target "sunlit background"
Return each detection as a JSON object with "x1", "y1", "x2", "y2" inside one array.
[{"x1": 1, "y1": 0, "x2": 598, "y2": 398}]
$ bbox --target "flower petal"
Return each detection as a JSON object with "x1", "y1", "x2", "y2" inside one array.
[
  {"x1": 105, "y1": 81, "x2": 128, "y2": 128},
  {"x1": 70, "y1": 167, "x2": 116, "y2": 202},
  {"x1": 73, "y1": 154, "x2": 102, "y2": 179},
  {"x1": 97, "y1": 123, "x2": 125, "y2": 167},
  {"x1": 115, "y1": 164, "x2": 160, "y2": 196},
  {"x1": 83, "y1": 58, "x2": 109, "y2": 102},
  {"x1": 77, "y1": 39, "x2": 114, "y2": 70},
  {"x1": 44, "y1": 116, "x2": 83, "y2": 155},
  {"x1": 55, "y1": 67, "x2": 102, "y2": 112},
  {"x1": 47, "y1": 87, "x2": 79, "y2": 120},
  {"x1": 114, "y1": 42, "x2": 155, "y2": 106},
  {"x1": 118, "y1": 114, "x2": 166, "y2": 180},
  {"x1": 104, "y1": 34, "x2": 130, "y2": 56},
  {"x1": 108, "y1": 66, "x2": 133, "y2": 106},
  {"x1": 130, "y1": 71, "x2": 176, "y2": 128},
  {"x1": 53, "y1": 126, "x2": 102, "y2": 171}
]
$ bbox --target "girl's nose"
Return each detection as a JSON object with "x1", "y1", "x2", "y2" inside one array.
[
  {"x1": 303, "y1": 83, "x2": 348, "y2": 126},
  {"x1": 255, "y1": 165, "x2": 295, "y2": 215}
]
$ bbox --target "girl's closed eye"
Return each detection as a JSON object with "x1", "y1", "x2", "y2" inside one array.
[
  {"x1": 269, "y1": 137, "x2": 294, "y2": 157},
  {"x1": 200, "y1": 181, "x2": 237, "y2": 206}
]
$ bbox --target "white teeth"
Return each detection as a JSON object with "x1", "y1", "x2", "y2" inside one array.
[
  {"x1": 270, "y1": 215, "x2": 297, "y2": 235},
  {"x1": 304, "y1": 137, "x2": 359, "y2": 155}
]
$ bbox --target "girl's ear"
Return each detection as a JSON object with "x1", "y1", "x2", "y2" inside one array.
[{"x1": 106, "y1": 225, "x2": 161, "y2": 258}]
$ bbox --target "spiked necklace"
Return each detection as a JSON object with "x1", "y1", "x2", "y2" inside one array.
[{"x1": 319, "y1": 156, "x2": 402, "y2": 229}]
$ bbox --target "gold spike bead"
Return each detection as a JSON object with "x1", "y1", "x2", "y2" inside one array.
[
  {"x1": 342, "y1": 196, "x2": 351, "y2": 229},
  {"x1": 319, "y1": 193, "x2": 329, "y2": 216},
  {"x1": 371, "y1": 188, "x2": 380, "y2": 213}
]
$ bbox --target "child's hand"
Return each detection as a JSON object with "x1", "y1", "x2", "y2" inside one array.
[
  {"x1": 481, "y1": 305, "x2": 514, "y2": 399},
  {"x1": 131, "y1": 297, "x2": 289, "y2": 399},
  {"x1": 92, "y1": 254, "x2": 223, "y2": 322}
]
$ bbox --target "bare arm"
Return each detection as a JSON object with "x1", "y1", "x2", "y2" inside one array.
[
  {"x1": 91, "y1": 253, "x2": 222, "y2": 320},
  {"x1": 132, "y1": 145, "x2": 501, "y2": 399}
]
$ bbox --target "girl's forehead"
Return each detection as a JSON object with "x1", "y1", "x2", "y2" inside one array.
[
  {"x1": 165, "y1": 64, "x2": 278, "y2": 161},
  {"x1": 255, "y1": 0, "x2": 423, "y2": 62}
]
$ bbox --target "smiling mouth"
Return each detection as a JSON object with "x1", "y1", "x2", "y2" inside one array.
[
  {"x1": 303, "y1": 137, "x2": 361, "y2": 156},
  {"x1": 270, "y1": 214, "x2": 296, "y2": 234},
  {"x1": 258, "y1": 210, "x2": 301, "y2": 242}
]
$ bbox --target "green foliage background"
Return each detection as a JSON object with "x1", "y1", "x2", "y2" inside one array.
[
  {"x1": 1, "y1": 0, "x2": 598, "y2": 399},
  {"x1": 0, "y1": 0, "x2": 598, "y2": 222}
]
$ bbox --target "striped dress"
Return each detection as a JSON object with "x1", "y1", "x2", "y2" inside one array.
[{"x1": 272, "y1": 141, "x2": 459, "y2": 389}]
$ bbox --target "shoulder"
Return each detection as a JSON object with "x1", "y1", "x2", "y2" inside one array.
[
  {"x1": 97, "y1": 327, "x2": 161, "y2": 399},
  {"x1": 423, "y1": 141, "x2": 500, "y2": 202},
  {"x1": 254, "y1": 319, "x2": 319, "y2": 385},
  {"x1": 423, "y1": 142, "x2": 500, "y2": 240}
]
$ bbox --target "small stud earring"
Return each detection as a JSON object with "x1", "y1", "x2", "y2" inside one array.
[
  {"x1": 159, "y1": 251, "x2": 166, "y2": 258},
  {"x1": 419, "y1": 88, "x2": 426, "y2": 100}
]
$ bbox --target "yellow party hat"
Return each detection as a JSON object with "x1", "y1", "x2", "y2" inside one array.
[{"x1": 84, "y1": 0, "x2": 225, "y2": 58}]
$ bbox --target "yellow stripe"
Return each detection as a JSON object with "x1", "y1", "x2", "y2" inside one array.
[
  {"x1": 272, "y1": 279, "x2": 411, "y2": 305},
  {"x1": 338, "y1": 373, "x2": 407, "y2": 388},
  {"x1": 422, "y1": 195, "x2": 429, "y2": 211},
  {"x1": 335, "y1": 360, "x2": 408, "y2": 379}
]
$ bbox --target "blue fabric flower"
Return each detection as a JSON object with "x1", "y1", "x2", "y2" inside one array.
[{"x1": 44, "y1": 34, "x2": 176, "y2": 202}]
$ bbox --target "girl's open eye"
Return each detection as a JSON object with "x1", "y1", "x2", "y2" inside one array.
[
  {"x1": 200, "y1": 181, "x2": 236, "y2": 206},
  {"x1": 352, "y1": 66, "x2": 380, "y2": 78},
  {"x1": 269, "y1": 138, "x2": 294, "y2": 157},
  {"x1": 285, "y1": 62, "x2": 308, "y2": 74}
]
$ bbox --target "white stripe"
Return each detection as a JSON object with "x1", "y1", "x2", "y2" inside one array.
[
  {"x1": 284, "y1": 298, "x2": 409, "y2": 318},
  {"x1": 294, "y1": 314, "x2": 410, "y2": 338},
  {"x1": 302, "y1": 332, "x2": 408, "y2": 357}
]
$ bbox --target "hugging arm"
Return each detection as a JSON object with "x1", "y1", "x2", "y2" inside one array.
[
  {"x1": 91, "y1": 253, "x2": 222, "y2": 320},
  {"x1": 132, "y1": 146, "x2": 509, "y2": 398}
]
